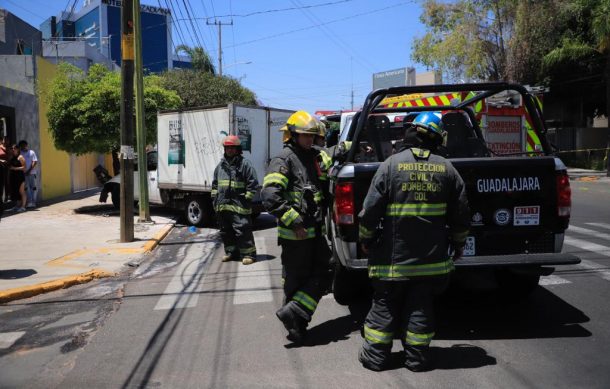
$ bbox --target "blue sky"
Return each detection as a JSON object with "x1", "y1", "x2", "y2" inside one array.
[{"x1": 3, "y1": 0, "x2": 429, "y2": 114}]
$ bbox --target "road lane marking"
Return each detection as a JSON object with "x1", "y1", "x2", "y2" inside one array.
[
  {"x1": 154, "y1": 240, "x2": 214, "y2": 311},
  {"x1": 564, "y1": 237, "x2": 610, "y2": 257},
  {"x1": 233, "y1": 236, "x2": 273, "y2": 305},
  {"x1": 540, "y1": 275, "x2": 571, "y2": 286},
  {"x1": 585, "y1": 222, "x2": 610, "y2": 231},
  {"x1": 568, "y1": 225, "x2": 610, "y2": 241},
  {"x1": 0, "y1": 331, "x2": 25, "y2": 349}
]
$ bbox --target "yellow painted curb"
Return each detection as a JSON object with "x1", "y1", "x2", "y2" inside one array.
[
  {"x1": 142, "y1": 223, "x2": 174, "y2": 252},
  {"x1": 0, "y1": 269, "x2": 114, "y2": 304}
]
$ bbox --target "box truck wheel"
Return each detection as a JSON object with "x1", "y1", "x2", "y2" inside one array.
[{"x1": 184, "y1": 195, "x2": 212, "y2": 227}]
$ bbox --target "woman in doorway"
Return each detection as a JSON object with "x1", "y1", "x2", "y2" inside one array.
[{"x1": 8, "y1": 144, "x2": 26, "y2": 212}]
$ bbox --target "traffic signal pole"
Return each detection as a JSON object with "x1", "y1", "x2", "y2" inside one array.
[
  {"x1": 120, "y1": 0, "x2": 135, "y2": 242},
  {"x1": 133, "y1": 0, "x2": 151, "y2": 222}
]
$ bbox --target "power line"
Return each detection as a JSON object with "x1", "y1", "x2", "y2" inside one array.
[
  {"x1": 210, "y1": 0, "x2": 354, "y2": 19},
  {"x1": 291, "y1": 0, "x2": 376, "y2": 73},
  {"x1": 227, "y1": 2, "x2": 412, "y2": 49}
]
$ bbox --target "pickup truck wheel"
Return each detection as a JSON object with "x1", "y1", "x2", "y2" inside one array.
[
  {"x1": 332, "y1": 262, "x2": 369, "y2": 305},
  {"x1": 184, "y1": 195, "x2": 212, "y2": 227},
  {"x1": 496, "y1": 269, "x2": 540, "y2": 299}
]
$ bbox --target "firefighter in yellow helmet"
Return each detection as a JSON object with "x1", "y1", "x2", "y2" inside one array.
[
  {"x1": 211, "y1": 135, "x2": 258, "y2": 265},
  {"x1": 261, "y1": 110, "x2": 332, "y2": 345}
]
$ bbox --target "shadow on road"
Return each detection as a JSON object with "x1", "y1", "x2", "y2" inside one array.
[
  {"x1": 383, "y1": 344, "x2": 497, "y2": 371},
  {"x1": 436, "y1": 286, "x2": 591, "y2": 340},
  {"x1": 0, "y1": 269, "x2": 37, "y2": 279}
]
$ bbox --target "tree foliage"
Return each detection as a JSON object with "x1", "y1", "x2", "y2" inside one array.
[
  {"x1": 160, "y1": 69, "x2": 258, "y2": 108},
  {"x1": 412, "y1": 0, "x2": 516, "y2": 82},
  {"x1": 45, "y1": 63, "x2": 181, "y2": 154},
  {"x1": 175, "y1": 44, "x2": 216, "y2": 74}
]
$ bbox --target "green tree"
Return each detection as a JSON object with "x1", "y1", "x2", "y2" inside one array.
[
  {"x1": 175, "y1": 44, "x2": 216, "y2": 74},
  {"x1": 45, "y1": 63, "x2": 181, "y2": 155},
  {"x1": 412, "y1": 0, "x2": 517, "y2": 82},
  {"x1": 542, "y1": 0, "x2": 608, "y2": 119},
  {"x1": 161, "y1": 69, "x2": 257, "y2": 108}
]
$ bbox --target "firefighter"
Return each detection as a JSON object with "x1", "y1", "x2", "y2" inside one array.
[
  {"x1": 211, "y1": 135, "x2": 258, "y2": 265},
  {"x1": 357, "y1": 111, "x2": 470, "y2": 372},
  {"x1": 261, "y1": 110, "x2": 331, "y2": 345}
]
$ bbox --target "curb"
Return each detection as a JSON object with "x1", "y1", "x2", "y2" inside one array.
[
  {"x1": 0, "y1": 223, "x2": 174, "y2": 304},
  {"x1": 0, "y1": 269, "x2": 114, "y2": 304},
  {"x1": 142, "y1": 223, "x2": 174, "y2": 252}
]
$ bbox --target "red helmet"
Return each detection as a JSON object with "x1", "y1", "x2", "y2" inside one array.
[{"x1": 222, "y1": 135, "x2": 241, "y2": 147}]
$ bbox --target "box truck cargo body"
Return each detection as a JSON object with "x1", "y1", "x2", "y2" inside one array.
[{"x1": 100, "y1": 104, "x2": 293, "y2": 226}]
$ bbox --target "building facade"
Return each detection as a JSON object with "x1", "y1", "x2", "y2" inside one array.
[{"x1": 40, "y1": 0, "x2": 186, "y2": 72}]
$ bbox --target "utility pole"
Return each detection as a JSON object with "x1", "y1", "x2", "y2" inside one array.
[
  {"x1": 133, "y1": 0, "x2": 150, "y2": 223},
  {"x1": 207, "y1": 19, "x2": 233, "y2": 76},
  {"x1": 120, "y1": 0, "x2": 135, "y2": 242}
]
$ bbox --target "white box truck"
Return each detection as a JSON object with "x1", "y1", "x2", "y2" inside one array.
[{"x1": 100, "y1": 104, "x2": 293, "y2": 226}]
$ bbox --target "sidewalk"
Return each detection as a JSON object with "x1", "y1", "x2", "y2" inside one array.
[
  {"x1": 567, "y1": 167, "x2": 610, "y2": 182},
  {"x1": 0, "y1": 189, "x2": 174, "y2": 303}
]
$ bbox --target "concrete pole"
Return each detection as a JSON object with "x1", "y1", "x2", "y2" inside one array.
[
  {"x1": 133, "y1": 0, "x2": 150, "y2": 222},
  {"x1": 120, "y1": 0, "x2": 135, "y2": 242}
]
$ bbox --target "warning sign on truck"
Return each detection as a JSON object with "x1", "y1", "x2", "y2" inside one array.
[{"x1": 483, "y1": 115, "x2": 522, "y2": 154}]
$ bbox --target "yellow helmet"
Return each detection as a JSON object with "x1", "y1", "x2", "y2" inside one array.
[
  {"x1": 316, "y1": 119, "x2": 327, "y2": 138},
  {"x1": 281, "y1": 110, "x2": 320, "y2": 135}
]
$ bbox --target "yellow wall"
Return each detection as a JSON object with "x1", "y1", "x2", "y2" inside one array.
[{"x1": 37, "y1": 57, "x2": 72, "y2": 200}]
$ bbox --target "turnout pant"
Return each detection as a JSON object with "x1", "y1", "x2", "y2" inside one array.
[
  {"x1": 280, "y1": 235, "x2": 331, "y2": 323},
  {"x1": 360, "y1": 276, "x2": 449, "y2": 370},
  {"x1": 217, "y1": 211, "x2": 256, "y2": 258}
]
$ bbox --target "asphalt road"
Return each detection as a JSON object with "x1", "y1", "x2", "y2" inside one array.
[{"x1": 1, "y1": 178, "x2": 610, "y2": 388}]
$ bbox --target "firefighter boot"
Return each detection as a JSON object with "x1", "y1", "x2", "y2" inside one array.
[
  {"x1": 242, "y1": 256, "x2": 255, "y2": 265},
  {"x1": 276, "y1": 301, "x2": 306, "y2": 345},
  {"x1": 222, "y1": 255, "x2": 233, "y2": 262}
]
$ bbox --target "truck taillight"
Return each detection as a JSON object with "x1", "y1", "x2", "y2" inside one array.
[
  {"x1": 556, "y1": 172, "x2": 571, "y2": 217},
  {"x1": 335, "y1": 182, "x2": 355, "y2": 225}
]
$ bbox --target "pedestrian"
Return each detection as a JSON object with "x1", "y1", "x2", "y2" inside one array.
[
  {"x1": 357, "y1": 111, "x2": 470, "y2": 372},
  {"x1": 18, "y1": 140, "x2": 38, "y2": 208},
  {"x1": 7, "y1": 144, "x2": 27, "y2": 212},
  {"x1": 262, "y1": 110, "x2": 331, "y2": 345},
  {"x1": 211, "y1": 135, "x2": 258, "y2": 265},
  {"x1": 0, "y1": 136, "x2": 9, "y2": 203}
]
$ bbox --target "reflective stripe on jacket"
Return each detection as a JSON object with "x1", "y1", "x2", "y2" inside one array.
[
  {"x1": 358, "y1": 147, "x2": 470, "y2": 280},
  {"x1": 261, "y1": 142, "x2": 325, "y2": 240},
  {"x1": 211, "y1": 155, "x2": 258, "y2": 214}
]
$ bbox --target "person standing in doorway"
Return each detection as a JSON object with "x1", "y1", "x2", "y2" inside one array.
[
  {"x1": 0, "y1": 136, "x2": 9, "y2": 204},
  {"x1": 8, "y1": 144, "x2": 26, "y2": 212},
  {"x1": 19, "y1": 140, "x2": 38, "y2": 208}
]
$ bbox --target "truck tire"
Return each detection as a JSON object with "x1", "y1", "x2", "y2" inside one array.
[
  {"x1": 495, "y1": 268, "x2": 540, "y2": 299},
  {"x1": 184, "y1": 195, "x2": 213, "y2": 227},
  {"x1": 332, "y1": 262, "x2": 370, "y2": 305}
]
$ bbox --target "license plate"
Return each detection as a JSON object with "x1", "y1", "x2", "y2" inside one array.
[{"x1": 463, "y1": 236, "x2": 475, "y2": 256}]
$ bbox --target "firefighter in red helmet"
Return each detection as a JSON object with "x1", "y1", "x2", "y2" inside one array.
[{"x1": 212, "y1": 135, "x2": 258, "y2": 265}]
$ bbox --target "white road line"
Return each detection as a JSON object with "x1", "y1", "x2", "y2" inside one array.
[
  {"x1": 576, "y1": 260, "x2": 610, "y2": 282},
  {"x1": 568, "y1": 225, "x2": 610, "y2": 241},
  {"x1": 540, "y1": 275, "x2": 571, "y2": 286},
  {"x1": 0, "y1": 331, "x2": 25, "y2": 349},
  {"x1": 233, "y1": 236, "x2": 273, "y2": 305},
  {"x1": 564, "y1": 236, "x2": 610, "y2": 257},
  {"x1": 586, "y1": 222, "x2": 610, "y2": 231},
  {"x1": 154, "y1": 241, "x2": 214, "y2": 311}
]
